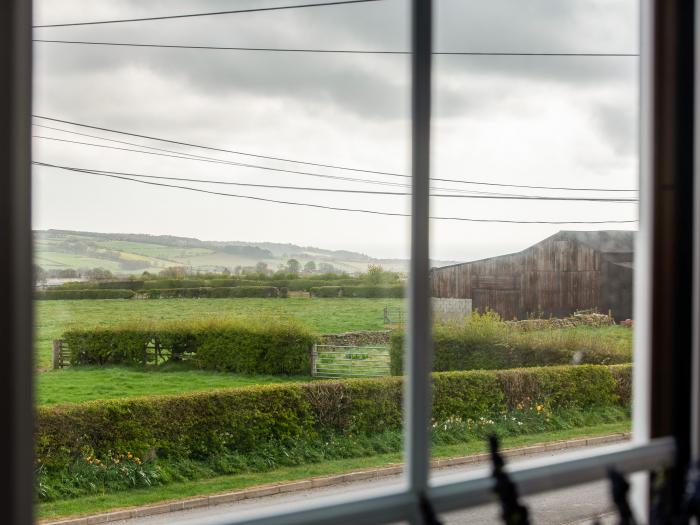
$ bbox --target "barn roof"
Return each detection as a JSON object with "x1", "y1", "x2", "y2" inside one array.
[
  {"x1": 432, "y1": 230, "x2": 636, "y2": 271},
  {"x1": 549, "y1": 230, "x2": 635, "y2": 254}
]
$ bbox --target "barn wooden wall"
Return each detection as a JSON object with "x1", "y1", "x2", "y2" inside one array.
[{"x1": 430, "y1": 238, "x2": 605, "y2": 319}]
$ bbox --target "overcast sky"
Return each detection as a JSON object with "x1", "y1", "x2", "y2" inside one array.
[{"x1": 32, "y1": 0, "x2": 639, "y2": 261}]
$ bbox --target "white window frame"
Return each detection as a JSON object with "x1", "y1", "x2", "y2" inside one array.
[
  {"x1": 190, "y1": 1, "x2": 679, "y2": 523},
  {"x1": 2, "y1": 0, "x2": 693, "y2": 523}
]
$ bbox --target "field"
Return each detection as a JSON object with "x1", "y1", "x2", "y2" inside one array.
[
  {"x1": 37, "y1": 365, "x2": 309, "y2": 406},
  {"x1": 36, "y1": 298, "x2": 403, "y2": 368}
]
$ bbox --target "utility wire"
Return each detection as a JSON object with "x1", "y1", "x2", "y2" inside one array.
[
  {"x1": 34, "y1": 132, "x2": 636, "y2": 199},
  {"x1": 32, "y1": 131, "x2": 516, "y2": 196},
  {"x1": 32, "y1": 0, "x2": 385, "y2": 28},
  {"x1": 31, "y1": 159, "x2": 637, "y2": 202},
  {"x1": 32, "y1": 116, "x2": 639, "y2": 193},
  {"x1": 31, "y1": 40, "x2": 639, "y2": 57},
  {"x1": 33, "y1": 161, "x2": 638, "y2": 224}
]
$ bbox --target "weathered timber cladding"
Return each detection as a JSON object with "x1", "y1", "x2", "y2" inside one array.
[{"x1": 430, "y1": 231, "x2": 634, "y2": 320}]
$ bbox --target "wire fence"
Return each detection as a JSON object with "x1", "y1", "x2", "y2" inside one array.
[
  {"x1": 383, "y1": 305, "x2": 405, "y2": 326},
  {"x1": 311, "y1": 344, "x2": 390, "y2": 378}
]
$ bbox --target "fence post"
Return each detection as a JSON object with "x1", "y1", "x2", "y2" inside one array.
[
  {"x1": 154, "y1": 337, "x2": 161, "y2": 366},
  {"x1": 52, "y1": 339, "x2": 62, "y2": 369},
  {"x1": 311, "y1": 344, "x2": 318, "y2": 376}
]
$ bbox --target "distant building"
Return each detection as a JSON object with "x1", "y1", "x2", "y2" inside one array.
[{"x1": 430, "y1": 230, "x2": 634, "y2": 320}]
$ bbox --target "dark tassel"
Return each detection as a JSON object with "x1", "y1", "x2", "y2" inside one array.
[
  {"x1": 489, "y1": 434, "x2": 530, "y2": 525},
  {"x1": 608, "y1": 468, "x2": 637, "y2": 525},
  {"x1": 418, "y1": 493, "x2": 443, "y2": 525}
]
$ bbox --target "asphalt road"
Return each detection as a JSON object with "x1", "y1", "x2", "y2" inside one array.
[{"x1": 114, "y1": 449, "x2": 617, "y2": 525}]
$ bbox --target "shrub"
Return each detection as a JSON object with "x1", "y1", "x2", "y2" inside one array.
[
  {"x1": 196, "y1": 321, "x2": 315, "y2": 374},
  {"x1": 309, "y1": 285, "x2": 405, "y2": 298},
  {"x1": 35, "y1": 289, "x2": 135, "y2": 300},
  {"x1": 35, "y1": 364, "x2": 630, "y2": 471},
  {"x1": 390, "y1": 311, "x2": 631, "y2": 374},
  {"x1": 63, "y1": 327, "x2": 153, "y2": 366},
  {"x1": 62, "y1": 319, "x2": 315, "y2": 373}
]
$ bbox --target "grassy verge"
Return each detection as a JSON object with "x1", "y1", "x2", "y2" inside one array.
[
  {"x1": 35, "y1": 298, "x2": 404, "y2": 369},
  {"x1": 36, "y1": 364, "x2": 311, "y2": 406},
  {"x1": 37, "y1": 419, "x2": 630, "y2": 521}
]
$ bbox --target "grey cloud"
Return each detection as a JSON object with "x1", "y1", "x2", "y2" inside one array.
[{"x1": 34, "y1": 0, "x2": 639, "y2": 121}]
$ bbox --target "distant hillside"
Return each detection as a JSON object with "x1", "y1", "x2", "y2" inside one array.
[{"x1": 34, "y1": 230, "x2": 459, "y2": 275}]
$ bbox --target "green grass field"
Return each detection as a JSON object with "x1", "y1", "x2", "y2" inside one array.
[
  {"x1": 35, "y1": 297, "x2": 403, "y2": 369},
  {"x1": 37, "y1": 365, "x2": 309, "y2": 406}
]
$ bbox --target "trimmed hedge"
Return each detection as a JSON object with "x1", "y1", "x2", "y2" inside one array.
[
  {"x1": 96, "y1": 280, "x2": 145, "y2": 290},
  {"x1": 138, "y1": 286, "x2": 280, "y2": 299},
  {"x1": 143, "y1": 279, "x2": 207, "y2": 290},
  {"x1": 62, "y1": 320, "x2": 315, "y2": 372},
  {"x1": 51, "y1": 278, "x2": 375, "y2": 296},
  {"x1": 35, "y1": 289, "x2": 135, "y2": 300},
  {"x1": 309, "y1": 285, "x2": 405, "y2": 298},
  {"x1": 390, "y1": 313, "x2": 631, "y2": 374},
  {"x1": 36, "y1": 364, "x2": 630, "y2": 469},
  {"x1": 309, "y1": 286, "x2": 342, "y2": 297}
]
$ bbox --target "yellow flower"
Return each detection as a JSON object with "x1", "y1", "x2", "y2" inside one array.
[{"x1": 127, "y1": 453, "x2": 133, "y2": 459}]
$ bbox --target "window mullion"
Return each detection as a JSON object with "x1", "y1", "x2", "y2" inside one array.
[{"x1": 406, "y1": 0, "x2": 434, "y2": 508}]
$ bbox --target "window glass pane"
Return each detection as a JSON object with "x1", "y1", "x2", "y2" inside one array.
[
  {"x1": 440, "y1": 481, "x2": 612, "y2": 524},
  {"x1": 32, "y1": 0, "x2": 410, "y2": 520},
  {"x1": 428, "y1": 0, "x2": 639, "y2": 495}
]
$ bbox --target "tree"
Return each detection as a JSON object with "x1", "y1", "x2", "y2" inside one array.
[
  {"x1": 286, "y1": 259, "x2": 301, "y2": 274},
  {"x1": 304, "y1": 261, "x2": 317, "y2": 273},
  {"x1": 85, "y1": 267, "x2": 113, "y2": 281},
  {"x1": 158, "y1": 266, "x2": 188, "y2": 279},
  {"x1": 255, "y1": 261, "x2": 268, "y2": 274},
  {"x1": 318, "y1": 262, "x2": 336, "y2": 274},
  {"x1": 366, "y1": 264, "x2": 384, "y2": 285}
]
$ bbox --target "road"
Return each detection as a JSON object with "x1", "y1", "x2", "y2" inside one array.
[{"x1": 114, "y1": 448, "x2": 617, "y2": 525}]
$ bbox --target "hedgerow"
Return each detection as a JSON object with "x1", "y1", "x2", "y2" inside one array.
[
  {"x1": 309, "y1": 286, "x2": 342, "y2": 297},
  {"x1": 309, "y1": 285, "x2": 405, "y2": 298},
  {"x1": 91, "y1": 280, "x2": 144, "y2": 290},
  {"x1": 138, "y1": 286, "x2": 280, "y2": 299},
  {"x1": 62, "y1": 320, "x2": 316, "y2": 372},
  {"x1": 35, "y1": 289, "x2": 135, "y2": 300},
  {"x1": 389, "y1": 311, "x2": 631, "y2": 374},
  {"x1": 143, "y1": 279, "x2": 208, "y2": 289},
  {"x1": 36, "y1": 364, "x2": 630, "y2": 473},
  {"x1": 37, "y1": 404, "x2": 630, "y2": 502}
]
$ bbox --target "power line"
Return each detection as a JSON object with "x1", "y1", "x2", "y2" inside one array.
[
  {"x1": 31, "y1": 159, "x2": 637, "y2": 202},
  {"x1": 31, "y1": 40, "x2": 639, "y2": 57},
  {"x1": 32, "y1": 116, "x2": 639, "y2": 193},
  {"x1": 33, "y1": 161, "x2": 638, "y2": 224},
  {"x1": 33, "y1": 132, "x2": 634, "y2": 199},
  {"x1": 32, "y1": 131, "x2": 505, "y2": 195},
  {"x1": 32, "y1": 0, "x2": 385, "y2": 28}
]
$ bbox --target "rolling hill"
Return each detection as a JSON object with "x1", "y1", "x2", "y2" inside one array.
[{"x1": 34, "y1": 230, "x2": 458, "y2": 276}]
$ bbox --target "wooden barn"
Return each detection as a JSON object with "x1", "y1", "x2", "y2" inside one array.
[{"x1": 430, "y1": 230, "x2": 634, "y2": 320}]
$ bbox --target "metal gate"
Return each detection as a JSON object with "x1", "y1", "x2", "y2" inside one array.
[{"x1": 311, "y1": 344, "x2": 390, "y2": 378}]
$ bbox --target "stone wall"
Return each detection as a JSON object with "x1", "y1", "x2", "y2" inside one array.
[
  {"x1": 432, "y1": 298, "x2": 473, "y2": 322},
  {"x1": 319, "y1": 330, "x2": 391, "y2": 347}
]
